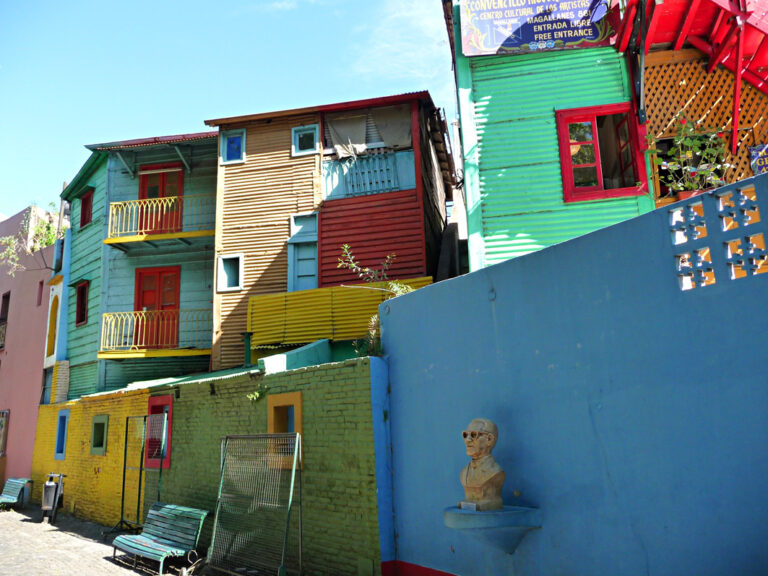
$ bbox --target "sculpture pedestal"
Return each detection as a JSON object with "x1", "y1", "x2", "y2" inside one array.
[{"x1": 443, "y1": 505, "x2": 540, "y2": 554}]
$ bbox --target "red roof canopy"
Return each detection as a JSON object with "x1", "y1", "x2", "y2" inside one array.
[
  {"x1": 615, "y1": 0, "x2": 768, "y2": 152},
  {"x1": 616, "y1": 0, "x2": 768, "y2": 92}
]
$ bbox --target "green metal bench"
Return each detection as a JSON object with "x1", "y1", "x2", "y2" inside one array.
[
  {"x1": 0, "y1": 478, "x2": 31, "y2": 509},
  {"x1": 112, "y1": 502, "x2": 208, "y2": 575}
]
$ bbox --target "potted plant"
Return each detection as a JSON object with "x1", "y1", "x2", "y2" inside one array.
[{"x1": 648, "y1": 115, "x2": 730, "y2": 199}]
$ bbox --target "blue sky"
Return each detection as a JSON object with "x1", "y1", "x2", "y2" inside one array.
[{"x1": 0, "y1": 0, "x2": 456, "y2": 219}]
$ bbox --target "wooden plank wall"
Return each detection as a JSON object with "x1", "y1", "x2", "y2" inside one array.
[
  {"x1": 645, "y1": 49, "x2": 768, "y2": 182},
  {"x1": 317, "y1": 188, "x2": 426, "y2": 287},
  {"x1": 67, "y1": 160, "x2": 108, "y2": 399},
  {"x1": 213, "y1": 114, "x2": 321, "y2": 369}
]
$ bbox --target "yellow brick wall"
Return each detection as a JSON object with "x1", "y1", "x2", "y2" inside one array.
[{"x1": 31, "y1": 389, "x2": 149, "y2": 526}]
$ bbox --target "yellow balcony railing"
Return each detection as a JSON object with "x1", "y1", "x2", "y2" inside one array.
[
  {"x1": 107, "y1": 195, "x2": 215, "y2": 240},
  {"x1": 247, "y1": 277, "x2": 432, "y2": 347},
  {"x1": 99, "y1": 309, "x2": 212, "y2": 358}
]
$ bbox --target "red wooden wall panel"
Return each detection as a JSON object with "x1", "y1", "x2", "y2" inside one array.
[{"x1": 318, "y1": 188, "x2": 426, "y2": 287}]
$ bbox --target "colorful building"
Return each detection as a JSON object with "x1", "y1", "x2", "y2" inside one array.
[
  {"x1": 30, "y1": 132, "x2": 218, "y2": 521},
  {"x1": 0, "y1": 207, "x2": 56, "y2": 483},
  {"x1": 204, "y1": 92, "x2": 456, "y2": 369},
  {"x1": 54, "y1": 131, "x2": 218, "y2": 401},
  {"x1": 444, "y1": 0, "x2": 656, "y2": 270}
]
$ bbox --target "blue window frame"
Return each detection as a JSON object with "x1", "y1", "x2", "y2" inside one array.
[
  {"x1": 287, "y1": 214, "x2": 318, "y2": 291},
  {"x1": 291, "y1": 124, "x2": 320, "y2": 157},
  {"x1": 221, "y1": 129, "x2": 246, "y2": 164},
  {"x1": 55, "y1": 409, "x2": 70, "y2": 460}
]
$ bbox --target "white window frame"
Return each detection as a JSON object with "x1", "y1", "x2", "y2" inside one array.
[
  {"x1": 220, "y1": 129, "x2": 246, "y2": 165},
  {"x1": 216, "y1": 253, "x2": 244, "y2": 293},
  {"x1": 291, "y1": 124, "x2": 320, "y2": 157}
]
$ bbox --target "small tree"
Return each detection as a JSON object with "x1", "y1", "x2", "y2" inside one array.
[
  {"x1": 0, "y1": 205, "x2": 64, "y2": 276},
  {"x1": 337, "y1": 244, "x2": 413, "y2": 356}
]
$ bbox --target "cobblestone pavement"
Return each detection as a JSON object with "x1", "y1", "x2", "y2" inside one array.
[{"x1": 0, "y1": 508, "x2": 180, "y2": 576}]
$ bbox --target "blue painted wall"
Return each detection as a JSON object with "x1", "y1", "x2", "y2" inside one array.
[
  {"x1": 370, "y1": 356, "x2": 395, "y2": 565},
  {"x1": 380, "y1": 175, "x2": 768, "y2": 575}
]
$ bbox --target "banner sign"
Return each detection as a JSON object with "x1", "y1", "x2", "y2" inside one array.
[
  {"x1": 749, "y1": 144, "x2": 768, "y2": 175},
  {"x1": 460, "y1": 0, "x2": 614, "y2": 57}
]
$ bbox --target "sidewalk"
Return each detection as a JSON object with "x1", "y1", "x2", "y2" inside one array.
[{"x1": 0, "y1": 508, "x2": 163, "y2": 576}]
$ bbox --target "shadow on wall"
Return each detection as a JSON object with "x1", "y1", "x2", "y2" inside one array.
[{"x1": 216, "y1": 245, "x2": 289, "y2": 370}]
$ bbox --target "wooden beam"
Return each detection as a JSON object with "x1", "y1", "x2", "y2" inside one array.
[
  {"x1": 708, "y1": 20, "x2": 738, "y2": 73},
  {"x1": 688, "y1": 34, "x2": 768, "y2": 95},
  {"x1": 732, "y1": 21, "x2": 745, "y2": 155},
  {"x1": 673, "y1": 0, "x2": 702, "y2": 50},
  {"x1": 645, "y1": 0, "x2": 661, "y2": 55},
  {"x1": 617, "y1": 0, "x2": 638, "y2": 53}
]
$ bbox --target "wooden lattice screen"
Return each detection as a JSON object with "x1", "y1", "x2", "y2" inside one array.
[{"x1": 645, "y1": 49, "x2": 768, "y2": 184}]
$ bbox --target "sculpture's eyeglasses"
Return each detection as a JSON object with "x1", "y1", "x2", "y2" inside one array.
[{"x1": 462, "y1": 430, "x2": 491, "y2": 440}]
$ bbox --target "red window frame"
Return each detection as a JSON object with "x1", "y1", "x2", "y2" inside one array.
[
  {"x1": 556, "y1": 102, "x2": 648, "y2": 203},
  {"x1": 80, "y1": 188, "x2": 94, "y2": 228},
  {"x1": 75, "y1": 281, "x2": 89, "y2": 326},
  {"x1": 138, "y1": 162, "x2": 184, "y2": 234},
  {"x1": 146, "y1": 395, "x2": 173, "y2": 469}
]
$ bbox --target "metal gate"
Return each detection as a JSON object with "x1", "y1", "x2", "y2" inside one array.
[
  {"x1": 208, "y1": 434, "x2": 302, "y2": 576},
  {"x1": 106, "y1": 413, "x2": 167, "y2": 535}
]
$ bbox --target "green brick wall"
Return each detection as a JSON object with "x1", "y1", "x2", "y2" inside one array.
[{"x1": 147, "y1": 357, "x2": 383, "y2": 576}]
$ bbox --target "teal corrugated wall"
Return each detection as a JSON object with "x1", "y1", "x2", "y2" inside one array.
[
  {"x1": 466, "y1": 46, "x2": 654, "y2": 266},
  {"x1": 67, "y1": 160, "x2": 107, "y2": 399}
]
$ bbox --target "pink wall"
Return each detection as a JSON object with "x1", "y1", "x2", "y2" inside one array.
[{"x1": 0, "y1": 240, "x2": 54, "y2": 483}]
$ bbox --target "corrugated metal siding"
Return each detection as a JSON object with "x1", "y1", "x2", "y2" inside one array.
[
  {"x1": 318, "y1": 188, "x2": 426, "y2": 287},
  {"x1": 470, "y1": 47, "x2": 650, "y2": 265},
  {"x1": 247, "y1": 277, "x2": 432, "y2": 346},
  {"x1": 215, "y1": 114, "x2": 321, "y2": 369}
]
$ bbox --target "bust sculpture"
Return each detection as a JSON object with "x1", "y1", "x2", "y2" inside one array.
[{"x1": 459, "y1": 418, "x2": 505, "y2": 511}]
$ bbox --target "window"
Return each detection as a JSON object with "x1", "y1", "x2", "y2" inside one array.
[
  {"x1": 0, "y1": 291, "x2": 9, "y2": 349},
  {"x1": 291, "y1": 124, "x2": 320, "y2": 157},
  {"x1": 268, "y1": 392, "x2": 302, "y2": 468},
  {"x1": 217, "y1": 254, "x2": 244, "y2": 292},
  {"x1": 221, "y1": 129, "x2": 246, "y2": 164},
  {"x1": 287, "y1": 214, "x2": 317, "y2": 292},
  {"x1": 55, "y1": 409, "x2": 70, "y2": 460},
  {"x1": 138, "y1": 163, "x2": 184, "y2": 234},
  {"x1": 90, "y1": 415, "x2": 109, "y2": 456},
  {"x1": 75, "y1": 281, "x2": 89, "y2": 326},
  {"x1": 46, "y1": 294, "x2": 59, "y2": 359},
  {"x1": 37, "y1": 281, "x2": 44, "y2": 307},
  {"x1": 146, "y1": 395, "x2": 172, "y2": 469},
  {"x1": 556, "y1": 103, "x2": 646, "y2": 203},
  {"x1": 80, "y1": 188, "x2": 94, "y2": 228},
  {"x1": 268, "y1": 392, "x2": 302, "y2": 434},
  {"x1": 0, "y1": 410, "x2": 9, "y2": 457}
]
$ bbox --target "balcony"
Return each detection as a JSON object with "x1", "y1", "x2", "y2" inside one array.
[
  {"x1": 105, "y1": 194, "x2": 215, "y2": 249},
  {"x1": 247, "y1": 277, "x2": 431, "y2": 347},
  {"x1": 322, "y1": 150, "x2": 415, "y2": 200},
  {"x1": 98, "y1": 309, "x2": 212, "y2": 359}
]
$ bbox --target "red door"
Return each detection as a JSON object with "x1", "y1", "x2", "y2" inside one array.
[
  {"x1": 138, "y1": 163, "x2": 183, "y2": 234},
  {"x1": 134, "y1": 267, "x2": 180, "y2": 349}
]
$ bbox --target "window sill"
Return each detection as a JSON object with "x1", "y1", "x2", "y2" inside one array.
[
  {"x1": 220, "y1": 158, "x2": 246, "y2": 166},
  {"x1": 564, "y1": 184, "x2": 648, "y2": 203}
]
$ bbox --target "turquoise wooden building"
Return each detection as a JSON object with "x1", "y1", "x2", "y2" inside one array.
[
  {"x1": 54, "y1": 132, "x2": 217, "y2": 400},
  {"x1": 444, "y1": 0, "x2": 656, "y2": 271}
]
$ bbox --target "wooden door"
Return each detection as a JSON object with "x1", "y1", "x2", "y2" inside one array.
[
  {"x1": 138, "y1": 164, "x2": 183, "y2": 234},
  {"x1": 134, "y1": 267, "x2": 180, "y2": 349}
]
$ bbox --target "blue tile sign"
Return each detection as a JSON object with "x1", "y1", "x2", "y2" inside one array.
[
  {"x1": 750, "y1": 145, "x2": 768, "y2": 175},
  {"x1": 460, "y1": 0, "x2": 615, "y2": 56}
]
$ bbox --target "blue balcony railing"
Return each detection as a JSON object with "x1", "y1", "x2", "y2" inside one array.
[{"x1": 322, "y1": 150, "x2": 415, "y2": 200}]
